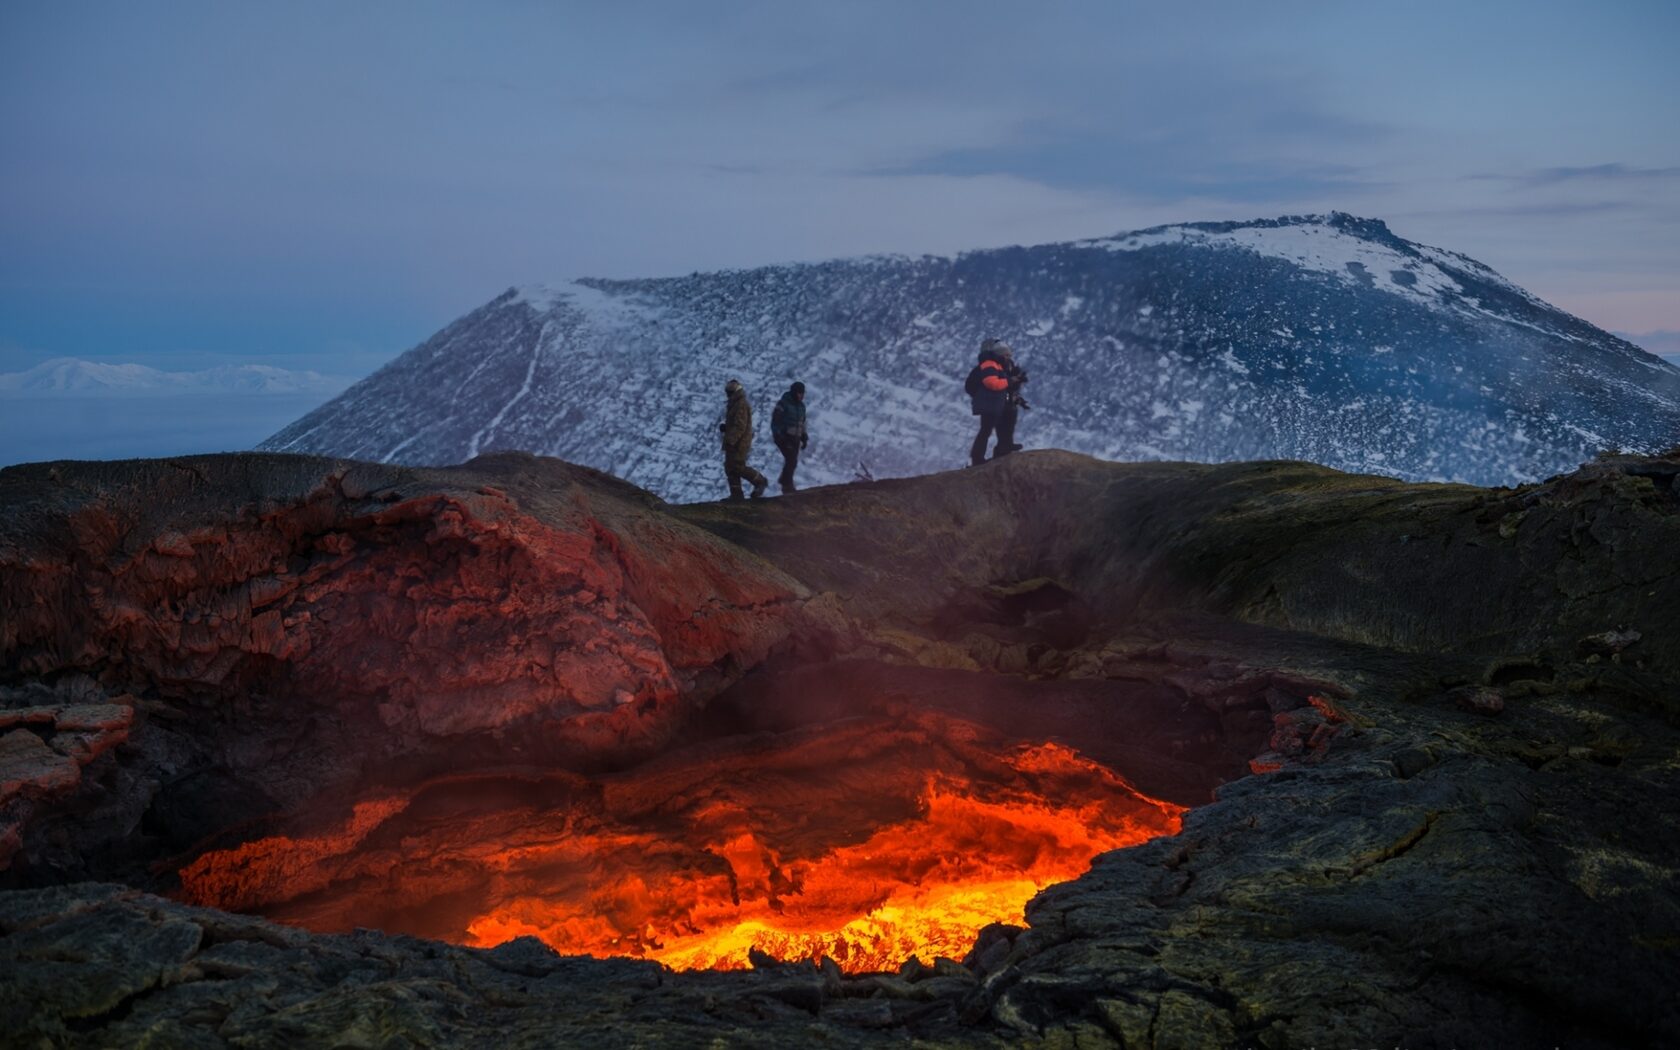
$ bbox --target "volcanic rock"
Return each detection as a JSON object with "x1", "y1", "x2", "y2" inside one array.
[
  {"x1": 0, "y1": 453, "x2": 815, "y2": 884},
  {"x1": 2, "y1": 447, "x2": 1678, "y2": 1047}
]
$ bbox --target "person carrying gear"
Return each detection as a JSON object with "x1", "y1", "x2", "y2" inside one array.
[
  {"x1": 770, "y1": 381, "x2": 809, "y2": 494},
  {"x1": 994, "y1": 342, "x2": 1029, "y2": 456},
  {"x1": 965, "y1": 338, "x2": 1027, "y2": 465},
  {"x1": 720, "y1": 378, "x2": 768, "y2": 499}
]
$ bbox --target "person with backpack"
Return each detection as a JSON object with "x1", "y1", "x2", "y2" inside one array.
[
  {"x1": 965, "y1": 338, "x2": 1028, "y2": 465},
  {"x1": 720, "y1": 378, "x2": 768, "y2": 500},
  {"x1": 770, "y1": 381, "x2": 809, "y2": 494}
]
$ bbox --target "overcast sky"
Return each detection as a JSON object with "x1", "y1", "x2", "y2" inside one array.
[{"x1": 2, "y1": 0, "x2": 1677, "y2": 376}]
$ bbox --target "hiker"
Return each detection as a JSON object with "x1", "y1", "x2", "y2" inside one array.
[
  {"x1": 770, "y1": 381, "x2": 809, "y2": 493},
  {"x1": 995, "y1": 342, "x2": 1029, "y2": 456},
  {"x1": 965, "y1": 338, "x2": 1028, "y2": 464},
  {"x1": 720, "y1": 378, "x2": 768, "y2": 499}
]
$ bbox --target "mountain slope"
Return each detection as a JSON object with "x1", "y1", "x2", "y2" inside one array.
[{"x1": 262, "y1": 213, "x2": 1680, "y2": 501}]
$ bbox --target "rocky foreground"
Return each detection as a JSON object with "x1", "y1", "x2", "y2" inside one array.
[{"x1": 1, "y1": 448, "x2": 1677, "y2": 1048}]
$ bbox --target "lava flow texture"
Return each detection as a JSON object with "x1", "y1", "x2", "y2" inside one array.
[
  {"x1": 466, "y1": 743, "x2": 1183, "y2": 970},
  {"x1": 179, "y1": 713, "x2": 1184, "y2": 973}
]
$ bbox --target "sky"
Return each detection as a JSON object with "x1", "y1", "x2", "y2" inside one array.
[{"x1": 2, "y1": 0, "x2": 1678, "y2": 384}]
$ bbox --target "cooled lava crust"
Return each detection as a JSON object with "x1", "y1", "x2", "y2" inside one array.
[{"x1": 1, "y1": 448, "x2": 1677, "y2": 1048}]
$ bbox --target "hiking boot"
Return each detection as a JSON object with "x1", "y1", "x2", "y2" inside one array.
[{"x1": 750, "y1": 478, "x2": 768, "y2": 499}]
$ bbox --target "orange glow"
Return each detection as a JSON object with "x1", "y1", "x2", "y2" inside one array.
[
  {"x1": 461, "y1": 744, "x2": 1182, "y2": 971},
  {"x1": 178, "y1": 732, "x2": 1184, "y2": 974}
]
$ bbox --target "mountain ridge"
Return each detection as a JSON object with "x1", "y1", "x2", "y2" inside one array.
[
  {"x1": 2, "y1": 357, "x2": 354, "y2": 397},
  {"x1": 262, "y1": 213, "x2": 1680, "y2": 501}
]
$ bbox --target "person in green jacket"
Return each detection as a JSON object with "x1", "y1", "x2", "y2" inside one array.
[
  {"x1": 770, "y1": 381, "x2": 809, "y2": 494},
  {"x1": 720, "y1": 379, "x2": 768, "y2": 500}
]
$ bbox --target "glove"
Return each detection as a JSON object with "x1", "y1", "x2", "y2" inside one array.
[
  {"x1": 719, "y1": 424, "x2": 728, "y2": 433},
  {"x1": 801, "y1": 435, "x2": 809, "y2": 449}
]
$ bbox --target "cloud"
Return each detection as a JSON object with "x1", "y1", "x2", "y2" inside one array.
[
  {"x1": 1397, "y1": 200, "x2": 1635, "y2": 219},
  {"x1": 2, "y1": 0, "x2": 1676, "y2": 365},
  {"x1": 879, "y1": 136, "x2": 1388, "y2": 202},
  {"x1": 1470, "y1": 163, "x2": 1680, "y2": 186}
]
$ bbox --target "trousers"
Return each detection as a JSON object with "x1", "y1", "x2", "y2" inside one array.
[
  {"x1": 969, "y1": 406, "x2": 1018, "y2": 464},
  {"x1": 725, "y1": 446, "x2": 766, "y2": 498},
  {"x1": 776, "y1": 438, "x2": 800, "y2": 491}
]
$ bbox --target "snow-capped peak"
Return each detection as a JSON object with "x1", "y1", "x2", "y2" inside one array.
[
  {"x1": 1088, "y1": 213, "x2": 1471, "y2": 309},
  {"x1": 263, "y1": 214, "x2": 1680, "y2": 501}
]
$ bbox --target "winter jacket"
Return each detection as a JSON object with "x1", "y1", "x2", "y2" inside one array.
[
  {"x1": 965, "y1": 349, "x2": 1012, "y2": 416},
  {"x1": 722, "y1": 389, "x2": 754, "y2": 451},
  {"x1": 771, "y1": 390, "x2": 807, "y2": 444}
]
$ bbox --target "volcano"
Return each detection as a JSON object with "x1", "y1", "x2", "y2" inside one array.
[
  {"x1": 261, "y1": 213, "x2": 1680, "y2": 499},
  {"x1": 2, "y1": 448, "x2": 1679, "y2": 1047}
]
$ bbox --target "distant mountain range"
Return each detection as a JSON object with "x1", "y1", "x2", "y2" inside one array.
[
  {"x1": 0, "y1": 358, "x2": 353, "y2": 397},
  {"x1": 261, "y1": 213, "x2": 1680, "y2": 501},
  {"x1": 1618, "y1": 330, "x2": 1680, "y2": 367}
]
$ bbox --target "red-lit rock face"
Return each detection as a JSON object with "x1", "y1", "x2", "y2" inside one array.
[
  {"x1": 0, "y1": 453, "x2": 1291, "y2": 972},
  {"x1": 0, "y1": 455, "x2": 820, "y2": 874}
]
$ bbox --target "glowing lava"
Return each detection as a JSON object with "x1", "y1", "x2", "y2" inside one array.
[
  {"x1": 461, "y1": 743, "x2": 1182, "y2": 971},
  {"x1": 178, "y1": 716, "x2": 1185, "y2": 974}
]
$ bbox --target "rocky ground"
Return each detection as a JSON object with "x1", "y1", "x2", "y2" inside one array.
[{"x1": 1, "y1": 448, "x2": 1677, "y2": 1048}]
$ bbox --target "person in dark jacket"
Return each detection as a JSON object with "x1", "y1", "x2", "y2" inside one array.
[
  {"x1": 965, "y1": 339, "x2": 1026, "y2": 464},
  {"x1": 720, "y1": 379, "x2": 768, "y2": 500},
  {"x1": 993, "y1": 343, "x2": 1028, "y2": 456},
  {"x1": 770, "y1": 381, "x2": 809, "y2": 493}
]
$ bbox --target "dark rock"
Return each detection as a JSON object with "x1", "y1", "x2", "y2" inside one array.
[
  {"x1": 1450, "y1": 685, "x2": 1506, "y2": 716},
  {"x1": 1390, "y1": 745, "x2": 1437, "y2": 779},
  {"x1": 2, "y1": 448, "x2": 1679, "y2": 1048},
  {"x1": 971, "y1": 937, "x2": 1011, "y2": 979},
  {"x1": 759, "y1": 976, "x2": 824, "y2": 1014},
  {"x1": 859, "y1": 975, "x2": 918, "y2": 1000},
  {"x1": 481, "y1": 935, "x2": 565, "y2": 978},
  {"x1": 1580, "y1": 628, "x2": 1642, "y2": 656},
  {"x1": 961, "y1": 922, "x2": 1022, "y2": 973},
  {"x1": 819, "y1": 998, "x2": 895, "y2": 1028},
  {"x1": 818, "y1": 955, "x2": 844, "y2": 997}
]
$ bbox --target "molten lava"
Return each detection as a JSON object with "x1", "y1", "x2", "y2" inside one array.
[
  {"x1": 179, "y1": 713, "x2": 1184, "y2": 974},
  {"x1": 465, "y1": 746, "x2": 1181, "y2": 970}
]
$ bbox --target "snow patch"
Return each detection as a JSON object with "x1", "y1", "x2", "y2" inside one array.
[
  {"x1": 1099, "y1": 218, "x2": 1465, "y2": 310},
  {"x1": 467, "y1": 321, "x2": 550, "y2": 458}
]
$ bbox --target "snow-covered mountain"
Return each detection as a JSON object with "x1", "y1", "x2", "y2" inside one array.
[
  {"x1": 0, "y1": 358, "x2": 352, "y2": 397},
  {"x1": 262, "y1": 213, "x2": 1680, "y2": 501}
]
